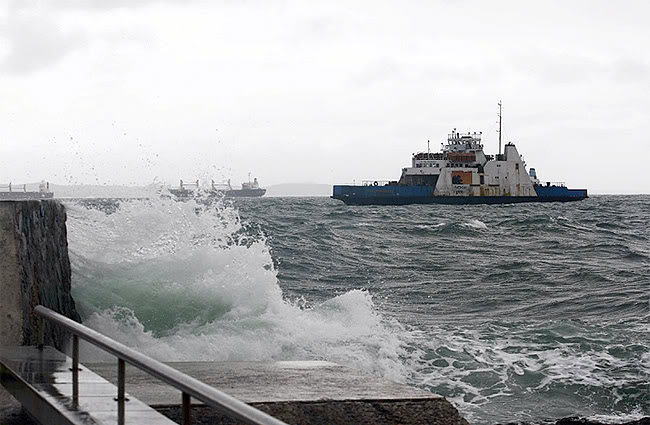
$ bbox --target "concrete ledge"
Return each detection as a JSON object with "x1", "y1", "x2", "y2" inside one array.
[
  {"x1": 0, "y1": 200, "x2": 80, "y2": 410},
  {"x1": 90, "y1": 361, "x2": 469, "y2": 425},
  {"x1": 157, "y1": 398, "x2": 467, "y2": 425}
]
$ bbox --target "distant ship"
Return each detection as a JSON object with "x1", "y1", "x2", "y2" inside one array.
[
  {"x1": 169, "y1": 175, "x2": 266, "y2": 201},
  {"x1": 0, "y1": 181, "x2": 54, "y2": 201},
  {"x1": 223, "y1": 177, "x2": 266, "y2": 198},
  {"x1": 332, "y1": 102, "x2": 588, "y2": 205}
]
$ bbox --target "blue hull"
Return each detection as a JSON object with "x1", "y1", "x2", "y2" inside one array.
[{"x1": 332, "y1": 185, "x2": 588, "y2": 205}]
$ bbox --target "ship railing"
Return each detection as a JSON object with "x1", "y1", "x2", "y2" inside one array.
[
  {"x1": 361, "y1": 180, "x2": 392, "y2": 186},
  {"x1": 178, "y1": 179, "x2": 201, "y2": 190},
  {"x1": 447, "y1": 132, "x2": 482, "y2": 142},
  {"x1": 413, "y1": 153, "x2": 444, "y2": 160},
  {"x1": 0, "y1": 183, "x2": 27, "y2": 192},
  {"x1": 539, "y1": 181, "x2": 566, "y2": 187},
  {"x1": 34, "y1": 305, "x2": 288, "y2": 425},
  {"x1": 210, "y1": 180, "x2": 232, "y2": 191}
]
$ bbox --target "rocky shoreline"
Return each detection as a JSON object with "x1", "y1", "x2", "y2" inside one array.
[{"x1": 499, "y1": 416, "x2": 650, "y2": 425}]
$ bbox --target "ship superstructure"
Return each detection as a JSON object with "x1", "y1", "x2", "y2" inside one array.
[
  {"x1": 395, "y1": 130, "x2": 537, "y2": 197},
  {"x1": 332, "y1": 103, "x2": 587, "y2": 205},
  {"x1": 227, "y1": 174, "x2": 266, "y2": 197}
]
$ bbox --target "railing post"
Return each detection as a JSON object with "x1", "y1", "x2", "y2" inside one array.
[
  {"x1": 72, "y1": 335, "x2": 79, "y2": 371},
  {"x1": 37, "y1": 315, "x2": 44, "y2": 350},
  {"x1": 117, "y1": 358, "x2": 126, "y2": 425},
  {"x1": 71, "y1": 335, "x2": 79, "y2": 406},
  {"x1": 182, "y1": 392, "x2": 191, "y2": 425},
  {"x1": 33, "y1": 305, "x2": 290, "y2": 425}
]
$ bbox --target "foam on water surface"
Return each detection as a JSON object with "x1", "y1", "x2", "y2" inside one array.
[
  {"x1": 66, "y1": 197, "x2": 415, "y2": 384},
  {"x1": 64, "y1": 195, "x2": 650, "y2": 424}
]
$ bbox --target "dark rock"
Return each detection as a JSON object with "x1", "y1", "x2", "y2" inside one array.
[
  {"x1": 495, "y1": 417, "x2": 650, "y2": 425},
  {"x1": 0, "y1": 406, "x2": 38, "y2": 425},
  {"x1": 157, "y1": 399, "x2": 470, "y2": 425},
  {"x1": 496, "y1": 417, "x2": 650, "y2": 425},
  {"x1": 555, "y1": 418, "x2": 650, "y2": 425}
]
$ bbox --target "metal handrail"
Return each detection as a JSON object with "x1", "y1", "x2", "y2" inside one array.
[{"x1": 35, "y1": 305, "x2": 288, "y2": 425}]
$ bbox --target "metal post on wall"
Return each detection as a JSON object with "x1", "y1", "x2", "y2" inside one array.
[
  {"x1": 117, "y1": 358, "x2": 126, "y2": 425},
  {"x1": 71, "y1": 335, "x2": 79, "y2": 406}
]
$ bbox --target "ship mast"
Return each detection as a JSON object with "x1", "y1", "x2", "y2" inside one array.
[{"x1": 497, "y1": 100, "x2": 502, "y2": 155}]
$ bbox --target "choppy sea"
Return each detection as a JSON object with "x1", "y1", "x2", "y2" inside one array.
[{"x1": 65, "y1": 194, "x2": 650, "y2": 424}]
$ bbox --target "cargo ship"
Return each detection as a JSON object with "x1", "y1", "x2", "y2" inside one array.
[
  {"x1": 169, "y1": 175, "x2": 266, "y2": 201},
  {"x1": 332, "y1": 103, "x2": 587, "y2": 205},
  {"x1": 224, "y1": 175, "x2": 266, "y2": 198}
]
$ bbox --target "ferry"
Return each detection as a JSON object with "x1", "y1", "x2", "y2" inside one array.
[{"x1": 332, "y1": 103, "x2": 588, "y2": 205}]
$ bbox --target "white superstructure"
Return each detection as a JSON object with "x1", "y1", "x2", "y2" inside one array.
[{"x1": 397, "y1": 130, "x2": 538, "y2": 197}]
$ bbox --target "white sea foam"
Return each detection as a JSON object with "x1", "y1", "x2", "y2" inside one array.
[
  {"x1": 415, "y1": 223, "x2": 446, "y2": 230},
  {"x1": 410, "y1": 324, "x2": 650, "y2": 422},
  {"x1": 587, "y1": 410, "x2": 648, "y2": 425},
  {"x1": 463, "y1": 219, "x2": 488, "y2": 230},
  {"x1": 65, "y1": 197, "x2": 415, "y2": 383}
]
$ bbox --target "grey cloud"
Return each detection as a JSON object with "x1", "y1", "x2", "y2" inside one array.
[
  {"x1": 514, "y1": 50, "x2": 608, "y2": 85},
  {"x1": 514, "y1": 50, "x2": 650, "y2": 87},
  {"x1": 611, "y1": 59, "x2": 650, "y2": 84},
  {"x1": 292, "y1": 15, "x2": 344, "y2": 41},
  {"x1": 0, "y1": 16, "x2": 86, "y2": 74},
  {"x1": 419, "y1": 62, "x2": 502, "y2": 84},
  {"x1": 9, "y1": 0, "x2": 185, "y2": 12},
  {"x1": 351, "y1": 58, "x2": 501, "y2": 89},
  {"x1": 351, "y1": 58, "x2": 403, "y2": 87}
]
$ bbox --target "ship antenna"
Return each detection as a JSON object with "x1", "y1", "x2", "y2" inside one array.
[
  {"x1": 427, "y1": 140, "x2": 430, "y2": 156},
  {"x1": 497, "y1": 100, "x2": 502, "y2": 155}
]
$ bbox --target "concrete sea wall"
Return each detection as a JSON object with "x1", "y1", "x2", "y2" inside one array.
[{"x1": 0, "y1": 200, "x2": 80, "y2": 409}]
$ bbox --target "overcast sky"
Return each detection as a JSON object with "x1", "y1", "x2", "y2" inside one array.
[{"x1": 2, "y1": 0, "x2": 649, "y2": 193}]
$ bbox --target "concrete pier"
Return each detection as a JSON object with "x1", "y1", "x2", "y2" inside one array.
[
  {"x1": 0, "y1": 200, "x2": 80, "y2": 411},
  {"x1": 0, "y1": 200, "x2": 80, "y2": 349},
  {"x1": 90, "y1": 361, "x2": 469, "y2": 425}
]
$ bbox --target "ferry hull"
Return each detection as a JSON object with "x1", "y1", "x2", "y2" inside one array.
[{"x1": 332, "y1": 185, "x2": 587, "y2": 206}]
